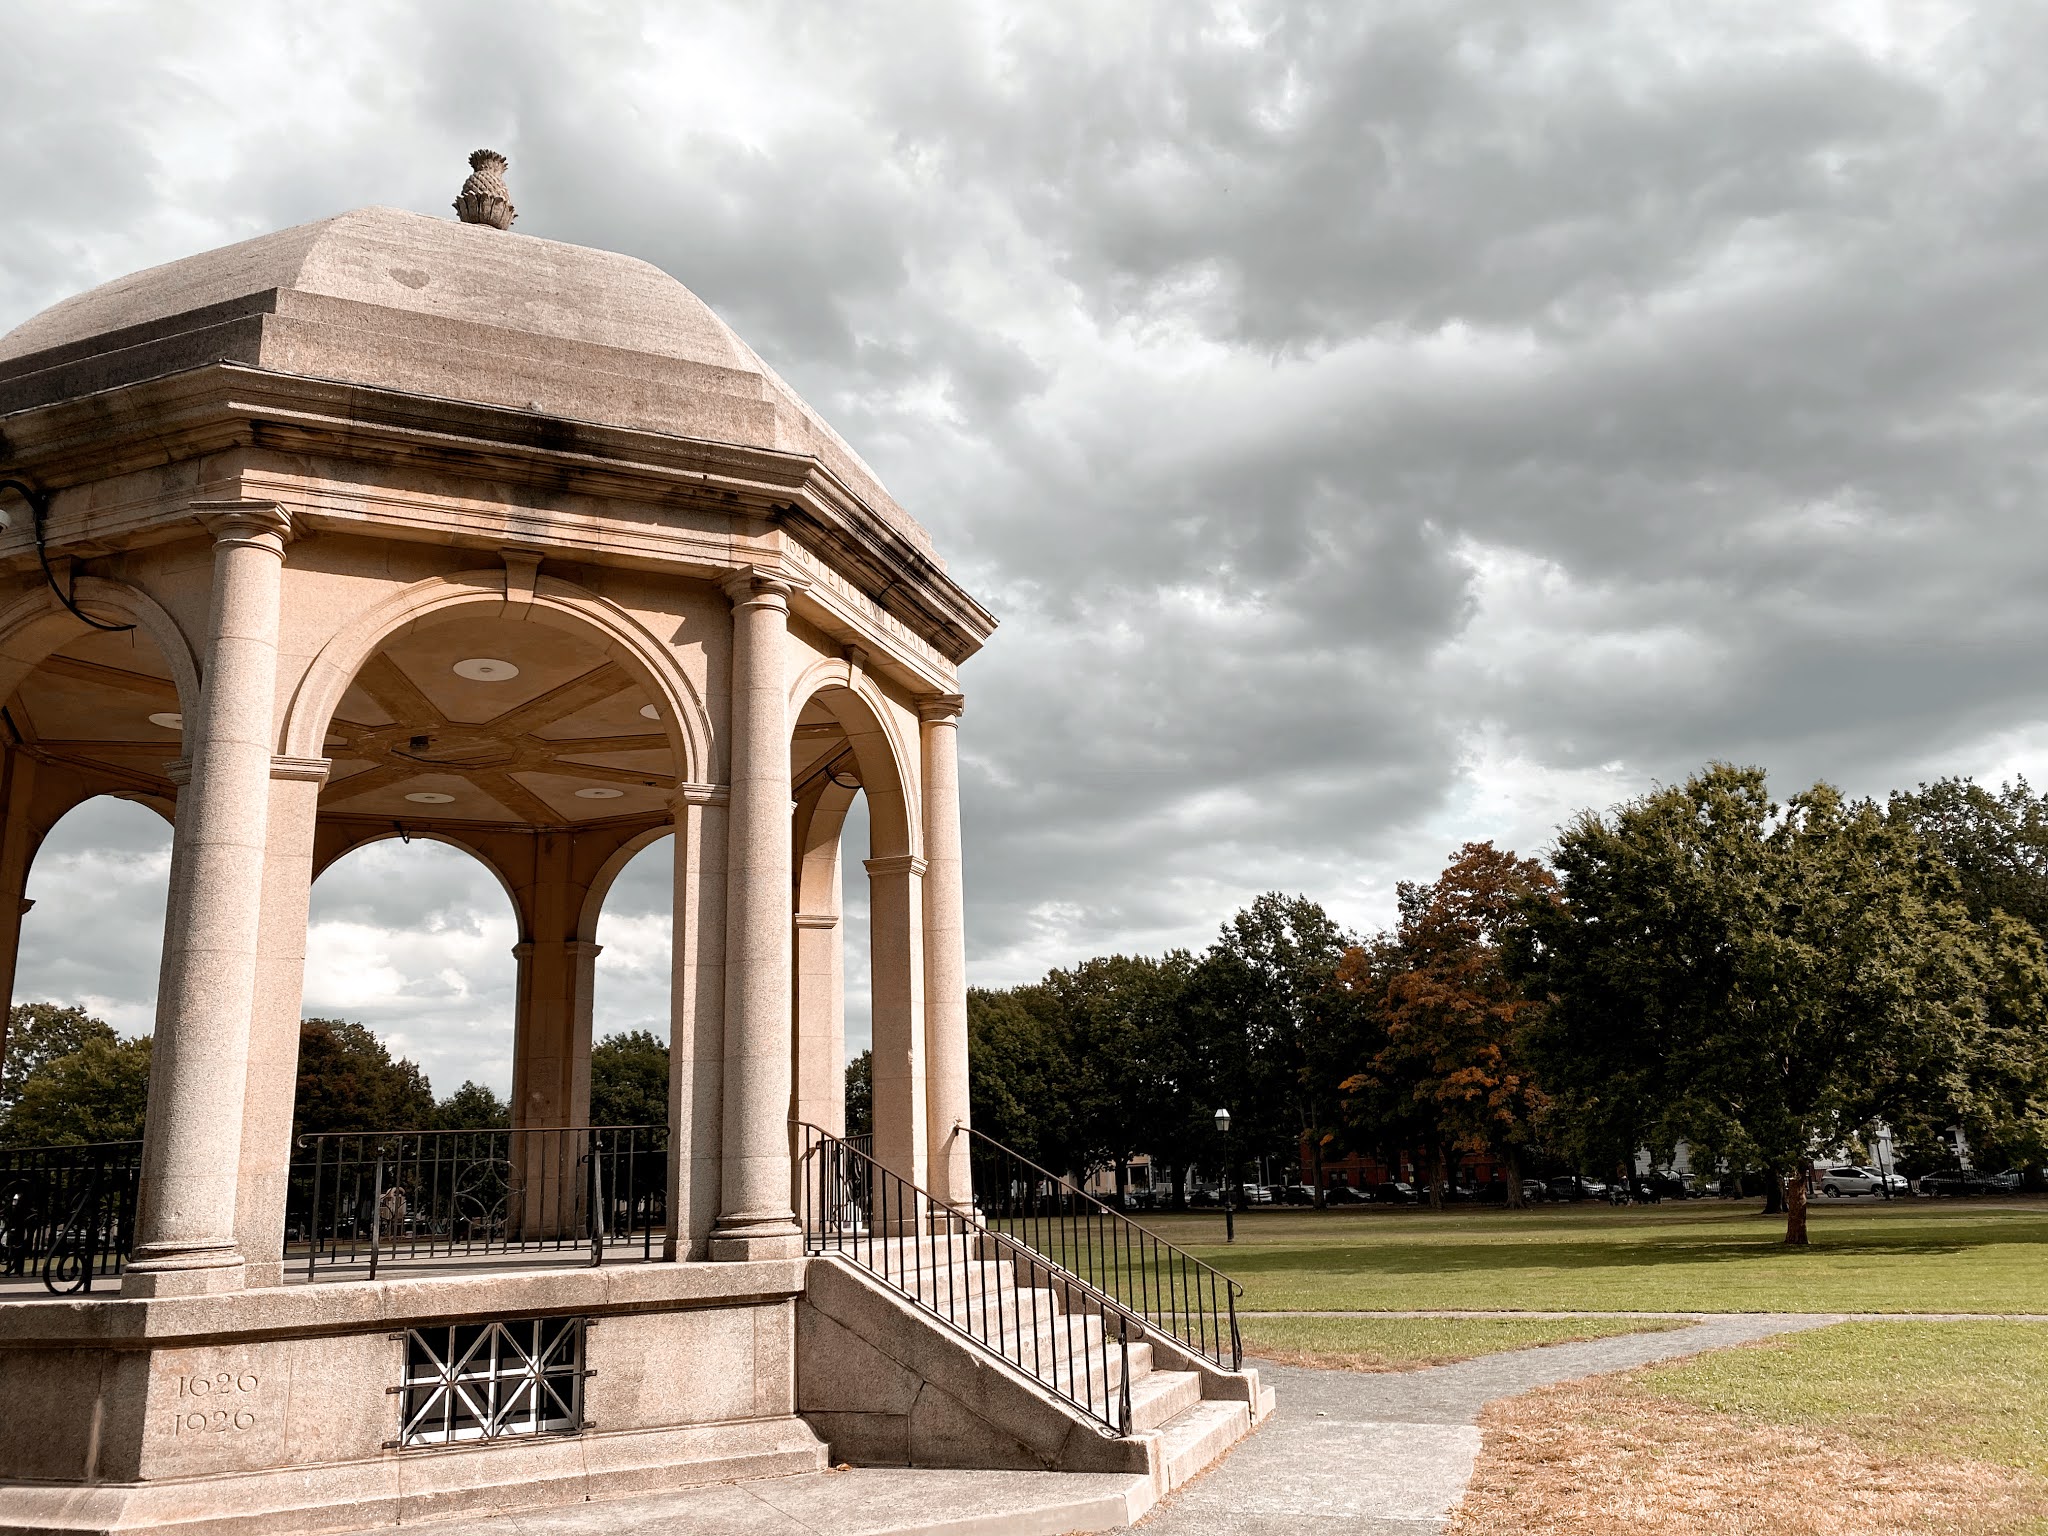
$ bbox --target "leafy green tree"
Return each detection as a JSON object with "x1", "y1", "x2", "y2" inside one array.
[
  {"x1": 845, "y1": 1049, "x2": 873, "y2": 1137},
  {"x1": 589, "y1": 1029, "x2": 668, "y2": 1127},
  {"x1": 1891, "y1": 777, "x2": 2048, "y2": 938},
  {"x1": 1040, "y1": 952, "x2": 1196, "y2": 1199},
  {"x1": 1518, "y1": 764, "x2": 1989, "y2": 1244},
  {"x1": 4, "y1": 1033, "x2": 152, "y2": 1145},
  {"x1": 1187, "y1": 894, "x2": 1353, "y2": 1196},
  {"x1": 2, "y1": 1003, "x2": 118, "y2": 1121},
  {"x1": 435, "y1": 1080, "x2": 508, "y2": 1130},
  {"x1": 967, "y1": 983, "x2": 1070, "y2": 1165},
  {"x1": 293, "y1": 1018, "x2": 435, "y2": 1135}
]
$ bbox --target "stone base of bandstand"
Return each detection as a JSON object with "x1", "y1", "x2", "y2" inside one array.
[{"x1": 0, "y1": 1261, "x2": 827, "y2": 1535}]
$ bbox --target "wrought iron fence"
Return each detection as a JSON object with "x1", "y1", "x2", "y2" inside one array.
[
  {"x1": 289, "y1": 1125, "x2": 666, "y2": 1280},
  {"x1": 0, "y1": 1139, "x2": 142, "y2": 1293},
  {"x1": 797, "y1": 1121, "x2": 1133, "y2": 1436},
  {"x1": 964, "y1": 1126, "x2": 1242, "y2": 1371}
]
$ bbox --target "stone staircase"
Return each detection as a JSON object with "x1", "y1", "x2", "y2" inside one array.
[{"x1": 796, "y1": 1231, "x2": 1272, "y2": 1510}]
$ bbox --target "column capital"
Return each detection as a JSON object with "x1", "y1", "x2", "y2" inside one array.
[
  {"x1": 794, "y1": 911, "x2": 840, "y2": 931},
  {"x1": 864, "y1": 854, "x2": 928, "y2": 880},
  {"x1": 192, "y1": 500, "x2": 294, "y2": 550},
  {"x1": 671, "y1": 781, "x2": 731, "y2": 809},
  {"x1": 918, "y1": 693, "x2": 966, "y2": 725},
  {"x1": 269, "y1": 755, "x2": 331, "y2": 784},
  {"x1": 721, "y1": 564, "x2": 809, "y2": 608}
]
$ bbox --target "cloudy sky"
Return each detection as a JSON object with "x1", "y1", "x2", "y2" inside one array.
[{"x1": 9, "y1": 1, "x2": 2048, "y2": 1095}]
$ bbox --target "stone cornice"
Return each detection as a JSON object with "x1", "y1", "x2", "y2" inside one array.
[{"x1": 0, "y1": 362, "x2": 996, "y2": 664}]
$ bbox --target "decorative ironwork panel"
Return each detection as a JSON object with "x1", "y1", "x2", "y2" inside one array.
[{"x1": 399, "y1": 1316, "x2": 586, "y2": 1447}]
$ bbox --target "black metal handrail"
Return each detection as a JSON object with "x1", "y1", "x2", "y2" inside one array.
[
  {"x1": 796, "y1": 1122, "x2": 1133, "y2": 1436},
  {"x1": 963, "y1": 1125, "x2": 1242, "y2": 1371},
  {"x1": 0, "y1": 1139, "x2": 141, "y2": 1293},
  {"x1": 290, "y1": 1125, "x2": 666, "y2": 1280}
]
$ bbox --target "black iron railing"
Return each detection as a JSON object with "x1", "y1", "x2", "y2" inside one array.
[
  {"x1": 0, "y1": 1139, "x2": 142, "y2": 1293},
  {"x1": 796, "y1": 1122, "x2": 1133, "y2": 1436},
  {"x1": 290, "y1": 1125, "x2": 666, "y2": 1280},
  {"x1": 965, "y1": 1126, "x2": 1242, "y2": 1371}
]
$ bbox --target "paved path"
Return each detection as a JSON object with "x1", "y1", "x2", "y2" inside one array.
[{"x1": 1134, "y1": 1314, "x2": 1841, "y2": 1535}]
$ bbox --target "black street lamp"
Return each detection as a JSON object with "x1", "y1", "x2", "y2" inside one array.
[{"x1": 1214, "y1": 1106, "x2": 1234, "y2": 1244}]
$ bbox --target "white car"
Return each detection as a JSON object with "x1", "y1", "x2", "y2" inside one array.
[{"x1": 1819, "y1": 1166, "x2": 1904, "y2": 1197}]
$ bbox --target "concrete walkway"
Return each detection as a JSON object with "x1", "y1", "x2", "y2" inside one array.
[
  {"x1": 340, "y1": 1313, "x2": 1882, "y2": 1536},
  {"x1": 1132, "y1": 1314, "x2": 1841, "y2": 1535}
]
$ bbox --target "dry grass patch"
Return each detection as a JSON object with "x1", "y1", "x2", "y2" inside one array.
[{"x1": 1449, "y1": 1323, "x2": 2048, "y2": 1536}]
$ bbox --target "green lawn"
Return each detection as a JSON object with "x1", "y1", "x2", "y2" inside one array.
[
  {"x1": 1240, "y1": 1313, "x2": 1685, "y2": 1370},
  {"x1": 1120, "y1": 1198, "x2": 2048, "y2": 1313},
  {"x1": 1643, "y1": 1321, "x2": 2048, "y2": 1479}
]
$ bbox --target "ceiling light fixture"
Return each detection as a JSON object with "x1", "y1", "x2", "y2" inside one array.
[
  {"x1": 574, "y1": 786, "x2": 626, "y2": 800},
  {"x1": 404, "y1": 791, "x2": 456, "y2": 804},
  {"x1": 453, "y1": 658, "x2": 519, "y2": 682},
  {"x1": 148, "y1": 712, "x2": 183, "y2": 730}
]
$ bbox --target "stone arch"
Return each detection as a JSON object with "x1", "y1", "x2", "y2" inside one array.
[
  {"x1": 310, "y1": 823, "x2": 523, "y2": 918},
  {"x1": 281, "y1": 571, "x2": 712, "y2": 783},
  {"x1": 0, "y1": 577, "x2": 201, "y2": 716},
  {"x1": 576, "y1": 823, "x2": 673, "y2": 944},
  {"x1": 787, "y1": 658, "x2": 919, "y2": 862}
]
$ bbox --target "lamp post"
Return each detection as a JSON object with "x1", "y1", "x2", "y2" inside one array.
[{"x1": 1214, "y1": 1106, "x2": 1234, "y2": 1245}]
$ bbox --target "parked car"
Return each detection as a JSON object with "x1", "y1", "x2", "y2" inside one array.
[
  {"x1": 1239, "y1": 1183, "x2": 1273, "y2": 1206},
  {"x1": 1989, "y1": 1169, "x2": 2023, "y2": 1192},
  {"x1": 1917, "y1": 1170, "x2": 2001, "y2": 1196},
  {"x1": 1280, "y1": 1183, "x2": 1316, "y2": 1206},
  {"x1": 1324, "y1": 1184, "x2": 1370, "y2": 1205},
  {"x1": 1545, "y1": 1175, "x2": 1608, "y2": 1202},
  {"x1": 1819, "y1": 1166, "x2": 1891, "y2": 1198},
  {"x1": 1369, "y1": 1181, "x2": 1419, "y2": 1204},
  {"x1": 1641, "y1": 1171, "x2": 1697, "y2": 1201},
  {"x1": 1520, "y1": 1179, "x2": 1551, "y2": 1203}
]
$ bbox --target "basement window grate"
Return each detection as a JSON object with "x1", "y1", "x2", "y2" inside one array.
[{"x1": 399, "y1": 1316, "x2": 587, "y2": 1447}]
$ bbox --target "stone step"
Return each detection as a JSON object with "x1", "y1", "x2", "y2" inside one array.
[{"x1": 1154, "y1": 1397, "x2": 1255, "y2": 1491}]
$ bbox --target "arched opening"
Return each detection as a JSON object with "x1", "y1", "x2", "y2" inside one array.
[
  {"x1": 790, "y1": 681, "x2": 922, "y2": 1182},
  {"x1": 587, "y1": 834, "x2": 675, "y2": 1127},
  {"x1": 303, "y1": 834, "x2": 520, "y2": 1122},
  {"x1": 307, "y1": 600, "x2": 691, "y2": 1135},
  {"x1": 0, "y1": 598, "x2": 193, "y2": 1138}
]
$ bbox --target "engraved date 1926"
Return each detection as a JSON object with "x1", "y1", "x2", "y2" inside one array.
[{"x1": 170, "y1": 1370, "x2": 260, "y2": 1434}]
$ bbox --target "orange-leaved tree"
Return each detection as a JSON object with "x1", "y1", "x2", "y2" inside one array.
[{"x1": 1343, "y1": 842, "x2": 1554, "y2": 1208}]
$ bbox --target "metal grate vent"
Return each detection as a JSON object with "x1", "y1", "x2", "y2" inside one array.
[{"x1": 398, "y1": 1316, "x2": 587, "y2": 1447}]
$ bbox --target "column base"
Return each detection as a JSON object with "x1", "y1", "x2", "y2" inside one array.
[
  {"x1": 119, "y1": 1245, "x2": 247, "y2": 1297},
  {"x1": 709, "y1": 1215, "x2": 803, "y2": 1262}
]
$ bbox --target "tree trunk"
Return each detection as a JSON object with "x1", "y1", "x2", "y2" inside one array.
[
  {"x1": 1762, "y1": 1172, "x2": 1785, "y2": 1215},
  {"x1": 1783, "y1": 1165, "x2": 1810, "y2": 1246},
  {"x1": 1429, "y1": 1143, "x2": 1448, "y2": 1210},
  {"x1": 1505, "y1": 1146, "x2": 1525, "y2": 1210},
  {"x1": 1169, "y1": 1161, "x2": 1187, "y2": 1211},
  {"x1": 1114, "y1": 1155, "x2": 1128, "y2": 1208},
  {"x1": 1311, "y1": 1137, "x2": 1327, "y2": 1209}
]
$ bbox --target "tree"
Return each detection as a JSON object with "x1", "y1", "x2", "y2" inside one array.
[
  {"x1": 967, "y1": 984, "x2": 1069, "y2": 1165},
  {"x1": 293, "y1": 1018, "x2": 434, "y2": 1136},
  {"x1": 1040, "y1": 952, "x2": 1197, "y2": 1198},
  {"x1": 1518, "y1": 764, "x2": 1989, "y2": 1245},
  {"x1": 590, "y1": 1030, "x2": 669, "y2": 1127},
  {"x1": 1891, "y1": 777, "x2": 2048, "y2": 939},
  {"x1": 1187, "y1": 894, "x2": 1353, "y2": 1198},
  {"x1": 2, "y1": 1003, "x2": 118, "y2": 1121},
  {"x1": 1345, "y1": 843, "x2": 1553, "y2": 1208},
  {"x1": 435, "y1": 1080, "x2": 508, "y2": 1130},
  {"x1": 845, "y1": 1050, "x2": 873, "y2": 1138},
  {"x1": 3, "y1": 1033, "x2": 152, "y2": 1145}
]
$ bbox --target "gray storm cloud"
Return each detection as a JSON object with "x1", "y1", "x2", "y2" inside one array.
[{"x1": 7, "y1": 2, "x2": 2047, "y2": 1092}]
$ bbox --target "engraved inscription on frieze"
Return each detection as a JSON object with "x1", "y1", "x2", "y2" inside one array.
[{"x1": 167, "y1": 1367, "x2": 263, "y2": 1436}]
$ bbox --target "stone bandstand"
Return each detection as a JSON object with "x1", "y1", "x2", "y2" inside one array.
[{"x1": 0, "y1": 166, "x2": 1264, "y2": 1535}]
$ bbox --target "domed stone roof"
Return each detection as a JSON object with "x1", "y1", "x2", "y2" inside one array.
[{"x1": 0, "y1": 205, "x2": 922, "y2": 545}]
